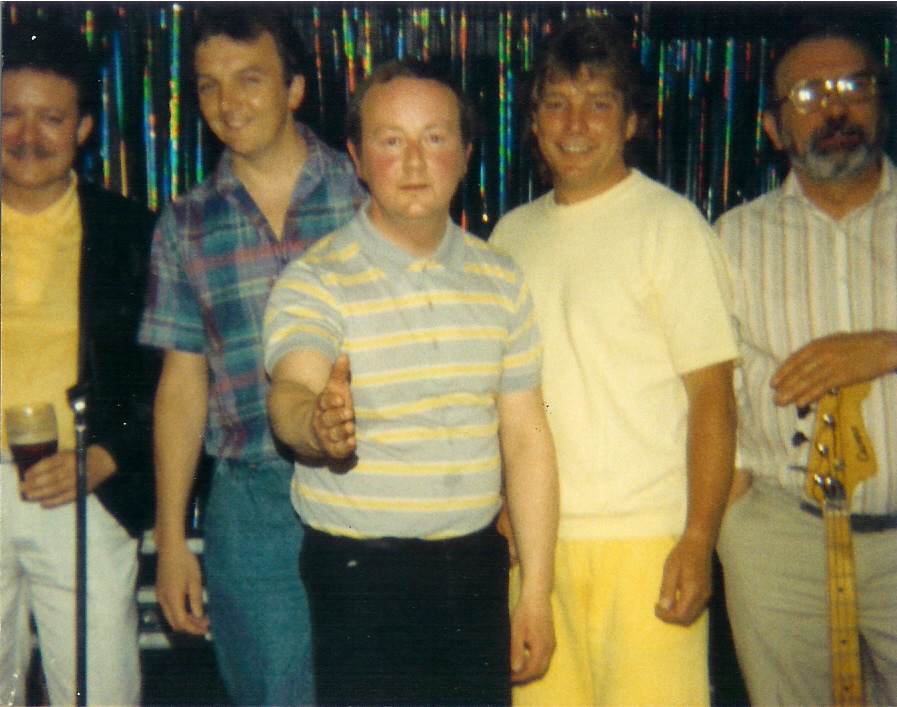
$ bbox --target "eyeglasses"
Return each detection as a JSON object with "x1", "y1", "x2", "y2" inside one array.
[{"x1": 772, "y1": 73, "x2": 878, "y2": 114}]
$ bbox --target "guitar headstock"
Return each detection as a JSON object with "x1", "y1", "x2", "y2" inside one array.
[{"x1": 805, "y1": 382, "x2": 877, "y2": 506}]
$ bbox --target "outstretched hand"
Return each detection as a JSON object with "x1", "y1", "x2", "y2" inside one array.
[{"x1": 312, "y1": 353, "x2": 356, "y2": 459}]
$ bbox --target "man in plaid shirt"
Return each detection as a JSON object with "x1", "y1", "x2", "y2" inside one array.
[{"x1": 139, "y1": 7, "x2": 363, "y2": 705}]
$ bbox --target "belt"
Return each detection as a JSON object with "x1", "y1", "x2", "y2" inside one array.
[
  {"x1": 303, "y1": 520, "x2": 500, "y2": 552},
  {"x1": 799, "y1": 502, "x2": 897, "y2": 533}
]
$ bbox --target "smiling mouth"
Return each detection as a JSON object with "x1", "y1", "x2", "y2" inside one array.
[{"x1": 557, "y1": 142, "x2": 591, "y2": 154}]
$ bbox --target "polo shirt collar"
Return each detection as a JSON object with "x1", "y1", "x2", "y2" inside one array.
[{"x1": 354, "y1": 204, "x2": 466, "y2": 275}]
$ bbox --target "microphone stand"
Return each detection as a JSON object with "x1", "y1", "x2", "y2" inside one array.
[{"x1": 68, "y1": 387, "x2": 88, "y2": 707}]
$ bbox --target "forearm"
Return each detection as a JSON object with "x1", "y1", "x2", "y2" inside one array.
[
  {"x1": 153, "y1": 352, "x2": 208, "y2": 548},
  {"x1": 268, "y1": 378, "x2": 324, "y2": 459},
  {"x1": 500, "y1": 388, "x2": 559, "y2": 599},
  {"x1": 505, "y1": 446, "x2": 558, "y2": 599},
  {"x1": 682, "y1": 362, "x2": 736, "y2": 547}
]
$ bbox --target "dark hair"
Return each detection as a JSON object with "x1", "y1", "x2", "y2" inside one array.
[
  {"x1": 191, "y1": 4, "x2": 309, "y2": 84},
  {"x1": 1, "y1": 17, "x2": 99, "y2": 117},
  {"x1": 345, "y1": 58, "x2": 480, "y2": 149},
  {"x1": 529, "y1": 17, "x2": 647, "y2": 121}
]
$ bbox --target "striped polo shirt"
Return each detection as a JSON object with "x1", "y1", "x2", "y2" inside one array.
[{"x1": 264, "y1": 207, "x2": 542, "y2": 539}]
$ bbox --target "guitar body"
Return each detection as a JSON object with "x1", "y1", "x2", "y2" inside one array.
[{"x1": 805, "y1": 383, "x2": 876, "y2": 707}]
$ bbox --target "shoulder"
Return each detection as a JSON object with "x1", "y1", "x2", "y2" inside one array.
[
  {"x1": 299, "y1": 219, "x2": 361, "y2": 268},
  {"x1": 77, "y1": 182, "x2": 157, "y2": 244},
  {"x1": 489, "y1": 194, "x2": 551, "y2": 249},
  {"x1": 315, "y1": 138, "x2": 358, "y2": 176},
  {"x1": 463, "y1": 232, "x2": 526, "y2": 287},
  {"x1": 78, "y1": 182, "x2": 154, "y2": 222},
  {"x1": 303, "y1": 127, "x2": 365, "y2": 198},
  {"x1": 713, "y1": 188, "x2": 783, "y2": 240},
  {"x1": 628, "y1": 172, "x2": 705, "y2": 219}
]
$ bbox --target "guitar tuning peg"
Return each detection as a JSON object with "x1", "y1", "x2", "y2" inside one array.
[
  {"x1": 822, "y1": 413, "x2": 835, "y2": 427},
  {"x1": 791, "y1": 431, "x2": 809, "y2": 447},
  {"x1": 797, "y1": 405, "x2": 811, "y2": 419},
  {"x1": 816, "y1": 442, "x2": 829, "y2": 456}
]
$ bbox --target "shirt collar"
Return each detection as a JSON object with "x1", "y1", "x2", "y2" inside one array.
[{"x1": 353, "y1": 203, "x2": 467, "y2": 275}]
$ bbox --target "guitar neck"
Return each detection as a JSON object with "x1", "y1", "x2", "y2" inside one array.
[{"x1": 822, "y1": 500, "x2": 863, "y2": 707}]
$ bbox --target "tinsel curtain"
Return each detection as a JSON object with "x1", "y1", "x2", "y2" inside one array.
[{"x1": 4, "y1": 2, "x2": 895, "y2": 234}]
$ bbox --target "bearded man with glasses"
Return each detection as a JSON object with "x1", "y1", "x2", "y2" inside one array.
[{"x1": 715, "y1": 21, "x2": 897, "y2": 707}]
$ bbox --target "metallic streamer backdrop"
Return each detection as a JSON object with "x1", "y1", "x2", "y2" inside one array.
[{"x1": 4, "y1": 2, "x2": 894, "y2": 233}]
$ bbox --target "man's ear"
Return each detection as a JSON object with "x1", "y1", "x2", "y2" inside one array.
[
  {"x1": 625, "y1": 111, "x2": 637, "y2": 141},
  {"x1": 76, "y1": 114, "x2": 94, "y2": 148},
  {"x1": 288, "y1": 75, "x2": 306, "y2": 112},
  {"x1": 347, "y1": 139, "x2": 363, "y2": 176},
  {"x1": 762, "y1": 110, "x2": 785, "y2": 151}
]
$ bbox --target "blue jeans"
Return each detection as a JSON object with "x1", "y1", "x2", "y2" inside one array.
[{"x1": 203, "y1": 458, "x2": 313, "y2": 706}]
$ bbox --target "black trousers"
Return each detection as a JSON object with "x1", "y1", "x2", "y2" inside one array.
[{"x1": 300, "y1": 523, "x2": 511, "y2": 707}]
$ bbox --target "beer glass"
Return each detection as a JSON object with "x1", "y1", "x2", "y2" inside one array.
[{"x1": 4, "y1": 402, "x2": 59, "y2": 481}]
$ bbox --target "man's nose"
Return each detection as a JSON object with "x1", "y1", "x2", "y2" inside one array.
[
  {"x1": 819, "y1": 88, "x2": 849, "y2": 117},
  {"x1": 564, "y1": 104, "x2": 587, "y2": 133},
  {"x1": 218, "y1": 83, "x2": 239, "y2": 113},
  {"x1": 15, "y1": 116, "x2": 40, "y2": 144},
  {"x1": 404, "y1": 139, "x2": 425, "y2": 167}
]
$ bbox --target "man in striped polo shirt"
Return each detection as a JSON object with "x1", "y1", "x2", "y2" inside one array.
[
  {"x1": 716, "y1": 22, "x2": 897, "y2": 706},
  {"x1": 264, "y1": 59, "x2": 559, "y2": 706}
]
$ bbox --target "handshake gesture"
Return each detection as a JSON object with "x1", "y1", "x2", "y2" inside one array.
[{"x1": 311, "y1": 354, "x2": 356, "y2": 459}]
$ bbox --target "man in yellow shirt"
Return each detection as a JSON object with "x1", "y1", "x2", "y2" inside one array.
[{"x1": 1, "y1": 19, "x2": 158, "y2": 705}]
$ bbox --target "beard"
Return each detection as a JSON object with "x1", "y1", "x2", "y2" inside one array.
[{"x1": 786, "y1": 117, "x2": 881, "y2": 182}]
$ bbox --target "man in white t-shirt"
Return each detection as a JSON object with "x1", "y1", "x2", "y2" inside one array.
[{"x1": 490, "y1": 16, "x2": 737, "y2": 707}]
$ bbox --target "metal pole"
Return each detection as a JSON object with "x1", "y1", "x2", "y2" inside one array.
[{"x1": 69, "y1": 389, "x2": 87, "y2": 707}]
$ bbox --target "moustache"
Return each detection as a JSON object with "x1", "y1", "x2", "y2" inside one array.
[
  {"x1": 810, "y1": 120, "x2": 869, "y2": 150},
  {"x1": 7, "y1": 142, "x2": 57, "y2": 160}
]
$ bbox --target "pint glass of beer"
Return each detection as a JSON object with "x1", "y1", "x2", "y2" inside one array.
[{"x1": 4, "y1": 402, "x2": 59, "y2": 481}]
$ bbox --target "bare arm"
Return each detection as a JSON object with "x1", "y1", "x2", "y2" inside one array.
[
  {"x1": 268, "y1": 351, "x2": 356, "y2": 460},
  {"x1": 656, "y1": 359, "x2": 735, "y2": 626},
  {"x1": 499, "y1": 385, "x2": 559, "y2": 685},
  {"x1": 771, "y1": 330, "x2": 897, "y2": 407},
  {"x1": 153, "y1": 349, "x2": 210, "y2": 635}
]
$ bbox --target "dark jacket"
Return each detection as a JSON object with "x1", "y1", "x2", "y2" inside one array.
[{"x1": 77, "y1": 181, "x2": 160, "y2": 537}]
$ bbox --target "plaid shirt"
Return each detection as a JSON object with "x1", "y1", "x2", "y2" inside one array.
[{"x1": 140, "y1": 124, "x2": 365, "y2": 461}]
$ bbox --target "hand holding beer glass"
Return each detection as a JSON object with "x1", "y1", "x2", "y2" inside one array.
[{"x1": 5, "y1": 403, "x2": 59, "y2": 495}]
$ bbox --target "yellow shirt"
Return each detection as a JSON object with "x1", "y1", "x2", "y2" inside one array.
[{"x1": 1, "y1": 174, "x2": 82, "y2": 450}]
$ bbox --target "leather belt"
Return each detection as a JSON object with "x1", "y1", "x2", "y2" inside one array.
[{"x1": 800, "y1": 501, "x2": 897, "y2": 533}]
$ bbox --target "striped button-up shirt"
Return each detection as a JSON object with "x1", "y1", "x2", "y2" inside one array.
[
  {"x1": 264, "y1": 208, "x2": 542, "y2": 539},
  {"x1": 140, "y1": 124, "x2": 365, "y2": 461},
  {"x1": 716, "y1": 158, "x2": 897, "y2": 514}
]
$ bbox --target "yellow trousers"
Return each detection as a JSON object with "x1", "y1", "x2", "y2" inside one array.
[{"x1": 511, "y1": 536, "x2": 709, "y2": 707}]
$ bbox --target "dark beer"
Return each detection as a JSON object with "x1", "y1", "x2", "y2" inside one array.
[{"x1": 11, "y1": 439, "x2": 58, "y2": 480}]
